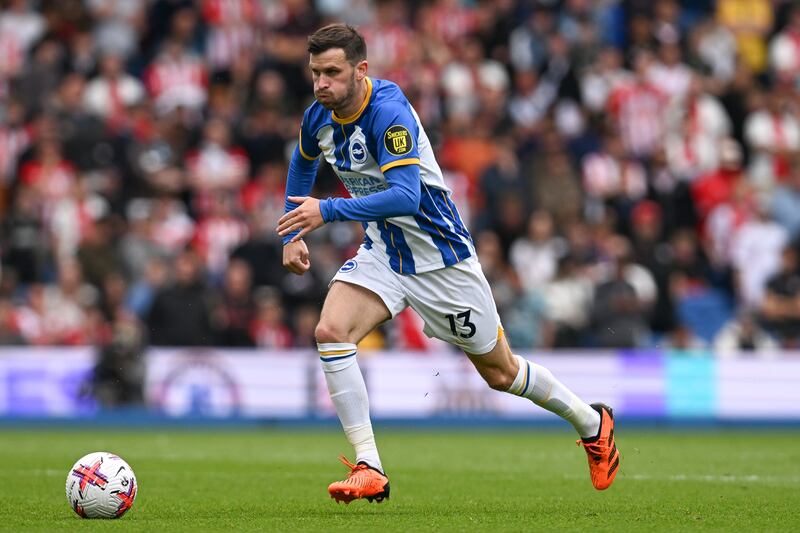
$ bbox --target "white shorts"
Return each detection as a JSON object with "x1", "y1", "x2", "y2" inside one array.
[{"x1": 330, "y1": 248, "x2": 502, "y2": 354}]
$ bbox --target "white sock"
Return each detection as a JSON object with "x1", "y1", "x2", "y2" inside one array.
[
  {"x1": 318, "y1": 342, "x2": 383, "y2": 472},
  {"x1": 507, "y1": 354, "x2": 600, "y2": 438}
]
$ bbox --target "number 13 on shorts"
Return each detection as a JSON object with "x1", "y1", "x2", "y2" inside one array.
[{"x1": 445, "y1": 310, "x2": 476, "y2": 338}]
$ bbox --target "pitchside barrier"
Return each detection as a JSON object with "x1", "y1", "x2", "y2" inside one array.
[{"x1": 0, "y1": 347, "x2": 798, "y2": 423}]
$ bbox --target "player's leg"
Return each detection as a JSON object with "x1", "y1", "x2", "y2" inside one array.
[
  {"x1": 316, "y1": 280, "x2": 390, "y2": 472},
  {"x1": 466, "y1": 336, "x2": 618, "y2": 490},
  {"x1": 465, "y1": 334, "x2": 601, "y2": 439},
  {"x1": 403, "y1": 257, "x2": 619, "y2": 490},
  {"x1": 318, "y1": 252, "x2": 406, "y2": 503}
]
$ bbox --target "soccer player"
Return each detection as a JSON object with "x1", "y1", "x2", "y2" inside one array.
[{"x1": 277, "y1": 24, "x2": 619, "y2": 503}]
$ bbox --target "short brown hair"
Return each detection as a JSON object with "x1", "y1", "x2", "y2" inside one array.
[{"x1": 307, "y1": 24, "x2": 367, "y2": 64}]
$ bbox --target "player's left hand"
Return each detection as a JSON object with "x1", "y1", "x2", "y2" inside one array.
[{"x1": 277, "y1": 196, "x2": 324, "y2": 242}]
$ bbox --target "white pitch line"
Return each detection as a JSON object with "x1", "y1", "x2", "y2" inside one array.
[{"x1": 565, "y1": 473, "x2": 800, "y2": 484}]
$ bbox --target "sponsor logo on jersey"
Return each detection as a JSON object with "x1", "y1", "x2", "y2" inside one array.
[
  {"x1": 384, "y1": 125, "x2": 412, "y2": 156},
  {"x1": 339, "y1": 260, "x2": 358, "y2": 273}
]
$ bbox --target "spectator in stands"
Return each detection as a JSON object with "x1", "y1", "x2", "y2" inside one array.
[
  {"x1": 646, "y1": 42, "x2": 692, "y2": 102},
  {"x1": 77, "y1": 216, "x2": 124, "y2": 290},
  {"x1": 251, "y1": 286, "x2": 292, "y2": 349},
  {"x1": 217, "y1": 259, "x2": 256, "y2": 347},
  {"x1": 525, "y1": 128, "x2": 583, "y2": 227},
  {"x1": 92, "y1": 311, "x2": 146, "y2": 408},
  {"x1": 730, "y1": 197, "x2": 789, "y2": 307},
  {"x1": 0, "y1": 296, "x2": 25, "y2": 345},
  {"x1": 760, "y1": 246, "x2": 800, "y2": 347},
  {"x1": 661, "y1": 322, "x2": 708, "y2": 352},
  {"x1": 185, "y1": 118, "x2": 250, "y2": 201},
  {"x1": 691, "y1": 138, "x2": 745, "y2": 229},
  {"x1": 144, "y1": 39, "x2": 207, "y2": 117},
  {"x1": 717, "y1": 0, "x2": 773, "y2": 74},
  {"x1": 83, "y1": 53, "x2": 146, "y2": 131},
  {"x1": 768, "y1": 5, "x2": 800, "y2": 85},
  {"x1": 1, "y1": 186, "x2": 48, "y2": 283},
  {"x1": 0, "y1": 98, "x2": 30, "y2": 196},
  {"x1": 770, "y1": 156, "x2": 800, "y2": 239},
  {"x1": 582, "y1": 131, "x2": 647, "y2": 223},
  {"x1": 590, "y1": 239, "x2": 650, "y2": 347},
  {"x1": 2, "y1": 0, "x2": 799, "y2": 353},
  {"x1": 191, "y1": 191, "x2": 249, "y2": 281},
  {"x1": 606, "y1": 50, "x2": 668, "y2": 159},
  {"x1": 714, "y1": 310, "x2": 779, "y2": 355},
  {"x1": 744, "y1": 88, "x2": 800, "y2": 191},
  {"x1": 146, "y1": 249, "x2": 218, "y2": 346},
  {"x1": 509, "y1": 210, "x2": 565, "y2": 292},
  {"x1": 664, "y1": 75, "x2": 732, "y2": 181},
  {"x1": 125, "y1": 256, "x2": 169, "y2": 319},
  {"x1": 538, "y1": 254, "x2": 593, "y2": 348}
]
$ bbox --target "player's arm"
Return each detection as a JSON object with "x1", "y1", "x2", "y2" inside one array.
[
  {"x1": 320, "y1": 163, "x2": 420, "y2": 221},
  {"x1": 280, "y1": 121, "x2": 321, "y2": 274},
  {"x1": 278, "y1": 162, "x2": 421, "y2": 241}
]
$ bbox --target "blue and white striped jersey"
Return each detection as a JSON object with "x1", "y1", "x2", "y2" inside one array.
[{"x1": 297, "y1": 77, "x2": 474, "y2": 275}]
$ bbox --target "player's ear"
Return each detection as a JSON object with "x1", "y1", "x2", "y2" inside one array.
[{"x1": 355, "y1": 59, "x2": 368, "y2": 81}]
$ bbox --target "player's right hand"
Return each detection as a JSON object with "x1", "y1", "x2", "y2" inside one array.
[{"x1": 283, "y1": 239, "x2": 311, "y2": 275}]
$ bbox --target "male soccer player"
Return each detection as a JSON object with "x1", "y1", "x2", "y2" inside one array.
[{"x1": 277, "y1": 24, "x2": 619, "y2": 503}]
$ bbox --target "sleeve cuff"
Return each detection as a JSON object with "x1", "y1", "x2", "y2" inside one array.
[
  {"x1": 320, "y1": 198, "x2": 335, "y2": 223},
  {"x1": 380, "y1": 157, "x2": 420, "y2": 173}
]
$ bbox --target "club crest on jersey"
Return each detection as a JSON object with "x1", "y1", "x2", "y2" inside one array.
[
  {"x1": 339, "y1": 260, "x2": 358, "y2": 273},
  {"x1": 384, "y1": 125, "x2": 412, "y2": 156},
  {"x1": 350, "y1": 140, "x2": 367, "y2": 164}
]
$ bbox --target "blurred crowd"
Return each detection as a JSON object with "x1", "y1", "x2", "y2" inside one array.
[{"x1": 3, "y1": 0, "x2": 800, "y2": 355}]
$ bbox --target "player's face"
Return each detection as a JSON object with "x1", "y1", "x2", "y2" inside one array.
[{"x1": 309, "y1": 48, "x2": 364, "y2": 111}]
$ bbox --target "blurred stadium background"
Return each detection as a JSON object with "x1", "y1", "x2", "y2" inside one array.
[
  {"x1": 1, "y1": 0, "x2": 799, "y2": 421},
  {"x1": 0, "y1": 0, "x2": 800, "y2": 531},
  {"x1": 0, "y1": 0, "x2": 799, "y2": 529}
]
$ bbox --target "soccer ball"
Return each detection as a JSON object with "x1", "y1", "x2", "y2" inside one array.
[{"x1": 65, "y1": 452, "x2": 138, "y2": 518}]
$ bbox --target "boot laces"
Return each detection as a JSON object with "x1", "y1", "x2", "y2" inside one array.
[
  {"x1": 338, "y1": 455, "x2": 369, "y2": 483},
  {"x1": 339, "y1": 455, "x2": 369, "y2": 485},
  {"x1": 576, "y1": 440, "x2": 605, "y2": 463}
]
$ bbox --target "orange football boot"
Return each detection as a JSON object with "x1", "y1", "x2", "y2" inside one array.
[
  {"x1": 577, "y1": 403, "x2": 620, "y2": 490},
  {"x1": 328, "y1": 455, "x2": 390, "y2": 504}
]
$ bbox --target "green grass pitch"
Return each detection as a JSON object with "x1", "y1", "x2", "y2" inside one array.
[{"x1": 0, "y1": 427, "x2": 798, "y2": 531}]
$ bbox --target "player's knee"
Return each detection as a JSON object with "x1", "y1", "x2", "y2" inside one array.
[
  {"x1": 482, "y1": 367, "x2": 516, "y2": 391},
  {"x1": 315, "y1": 321, "x2": 351, "y2": 344}
]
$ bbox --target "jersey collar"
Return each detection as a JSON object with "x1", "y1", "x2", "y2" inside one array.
[{"x1": 332, "y1": 77, "x2": 373, "y2": 125}]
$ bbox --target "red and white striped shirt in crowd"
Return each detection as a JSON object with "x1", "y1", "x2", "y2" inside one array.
[
  {"x1": 149, "y1": 201, "x2": 196, "y2": 253},
  {"x1": 202, "y1": 0, "x2": 260, "y2": 25},
  {"x1": 744, "y1": 109, "x2": 800, "y2": 187},
  {"x1": 185, "y1": 144, "x2": 249, "y2": 191},
  {"x1": 0, "y1": 32, "x2": 22, "y2": 80},
  {"x1": 251, "y1": 320, "x2": 292, "y2": 349},
  {"x1": 359, "y1": 24, "x2": 412, "y2": 78},
  {"x1": 192, "y1": 215, "x2": 249, "y2": 276},
  {"x1": 581, "y1": 152, "x2": 647, "y2": 201},
  {"x1": 425, "y1": 1, "x2": 478, "y2": 44},
  {"x1": 202, "y1": 0, "x2": 261, "y2": 69},
  {"x1": 607, "y1": 81, "x2": 668, "y2": 158},
  {"x1": 0, "y1": 125, "x2": 31, "y2": 184},
  {"x1": 769, "y1": 27, "x2": 800, "y2": 78},
  {"x1": 144, "y1": 50, "x2": 208, "y2": 114},
  {"x1": 205, "y1": 25, "x2": 257, "y2": 69},
  {"x1": 18, "y1": 159, "x2": 77, "y2": 209}
]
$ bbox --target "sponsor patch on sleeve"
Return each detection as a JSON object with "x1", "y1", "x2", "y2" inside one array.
[{"x1": 384, "y1": 125, "x2": 413, "y2": 156}]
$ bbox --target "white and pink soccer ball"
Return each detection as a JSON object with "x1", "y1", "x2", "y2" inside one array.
[{"x1": 65, "y1": 452, "x2": 138, "y2": 518}]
